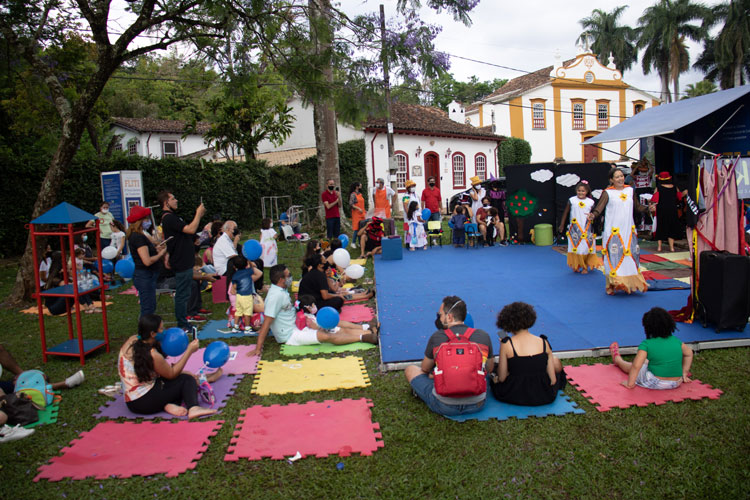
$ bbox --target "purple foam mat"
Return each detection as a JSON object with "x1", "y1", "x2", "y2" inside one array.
[{"x1": 94, "y1": 374, "x2": 244, "y2": 420}]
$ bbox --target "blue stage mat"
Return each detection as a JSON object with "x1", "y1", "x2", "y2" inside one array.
[
  {"x1": 197, "y1": 319, "x2": 258, "y2": 340},
  {"x1": 447, "y1": 390, "x2": 585, "y2": 422},
  {"x1": 374, "y1": 245, "x2": 750, "y2": 364}
]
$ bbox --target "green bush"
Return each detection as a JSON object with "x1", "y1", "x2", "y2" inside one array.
[
  {"x1": 0, "y1": 139, "x2": 366, "y2": 257},
  {"x1": 498, "y1": 137, "x2": 532, "y2": 174}
]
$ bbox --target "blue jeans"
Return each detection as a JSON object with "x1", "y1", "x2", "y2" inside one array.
[
  {"x1": 133, "y1": 267, "x2": 159, "y2": 318},
  {"x1": 410, "y1": 374, "x2": 485, "y2": 417},
  {"x1": 326, "y1": 217, "x2": 341, "y2": 238},
  {"x1": 174, "y1": 268, "x2": 193, "y2": 329}
]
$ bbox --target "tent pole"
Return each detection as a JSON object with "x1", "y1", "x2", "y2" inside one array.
[
  {"x1": 700, "y1": 105, "x2": 744, "y2": 150},
  {"x1": 657, "y1": 136, "x2": 716, "y2": 156},
  {"x1": 591, "y1": 144, "x2": 640, "y2": 162}
]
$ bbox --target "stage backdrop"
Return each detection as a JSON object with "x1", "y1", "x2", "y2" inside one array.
[
  {"x1": 505, "y1": 163, "x2": 557, "y2": 242},
  {"x1": 553, "y1": 163, "x2": 611, "y2": 231}
]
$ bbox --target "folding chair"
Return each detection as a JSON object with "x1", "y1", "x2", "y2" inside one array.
[
  {"x1": 465, "y1": 223, "x2": 481, "y2": 248},
  {"x1": 281, "y1": 224, "x2": 305, "y2": 256},
  {"x1": 427, "y1": 221, "x2": 443, "y2": 247}
]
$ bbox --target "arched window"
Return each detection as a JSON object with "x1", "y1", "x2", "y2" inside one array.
[
  {"x1": 395, "y1": 152, "x2": 408, "y2": 191},
  {"x1": 452, "y1": 153, "x2": 465, "y2": 188},
  {"x1": 474, "y1": 153, "x2": 487, "y2": 181}
]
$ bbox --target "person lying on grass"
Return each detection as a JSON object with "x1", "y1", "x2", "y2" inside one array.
[
  {"x1": 118, "y1": 314, "x2": 221, "y2": 418},
  {"x1": 610, "y1": 307, "x2": 693, "y2": 390},
  {"x1": 248, "y1": 265, "x2": 377, "y2": 356},
  {"x1": 296, "y1": 295, "x2": 378, "y2": 340}
]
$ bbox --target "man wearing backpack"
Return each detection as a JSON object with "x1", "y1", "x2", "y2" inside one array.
[{"x1": 404, "y1": 296, "x2": 494, "y2": 417}]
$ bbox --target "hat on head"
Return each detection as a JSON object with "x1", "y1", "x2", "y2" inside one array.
[
  {"x1": 405, "y1": 179, "x2": 416, "y2": 188},
  {"x1": 126, "y1": 205, "x2": 151, "y2": 224},
  {"x1": 470, "y1": 176, "x2": 481, "y2": 186},
  {"x1": 657, "y1": 171, "x2": 672, "y2": 181}
]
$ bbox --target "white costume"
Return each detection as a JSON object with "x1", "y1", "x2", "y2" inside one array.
[
  {"x1": 565, "y1": 196, "x2": 601, "y2": 271},
  {"x1": 260, "y1": 228, "x2": 278, "y2": 267},
  {"x1": 407, "y1": 212, "x2": 427, "y2": 249},
  {"x1": 600, "y1": 186, "x2": 647, "y2": 294}
]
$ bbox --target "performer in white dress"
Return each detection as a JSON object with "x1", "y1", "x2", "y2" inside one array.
[
  {"x1": 558, "y1": 181, "x2": 602, "y2": 273},
  {"x1": 589, "y1": 168, "x2": 649, "y2": 295}
]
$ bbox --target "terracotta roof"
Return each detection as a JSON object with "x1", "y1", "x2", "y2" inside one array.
[
  {"x1": 465, "y1": 59, "x2": 576, "y2": 112},
  {"x1": 363, "y1": 102, "x2": 502, "y2": 140},
  {"x1": 180, "y1": 147, "x2": 216, "y2": 160},
  {"x1": 111, "y1": 117, "x2": 212, "y2": 135},
  {"x1": 256, "y1": 147, "x2": 317, "y2": 166}
]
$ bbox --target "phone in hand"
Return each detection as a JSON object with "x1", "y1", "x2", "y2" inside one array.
[{"x1": 159, "y1": 235, "x2": 174, "y2": 246}]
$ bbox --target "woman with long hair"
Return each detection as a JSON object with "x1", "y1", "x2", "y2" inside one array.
[
  {"x1": 126, "y1": 206, "x2": 167, "y2": 317},
  {"x1": 348, "y1": 182, "x2": 365, "y2": 249}
]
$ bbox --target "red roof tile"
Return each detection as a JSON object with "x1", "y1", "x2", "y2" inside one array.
[{"x1": 111, "y1": 117, "x2": 212, "y2": 135}]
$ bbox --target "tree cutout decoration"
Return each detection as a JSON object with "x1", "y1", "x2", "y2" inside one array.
[{"x1": 508, "y1": 190, "x2": 537, "y2": 218}]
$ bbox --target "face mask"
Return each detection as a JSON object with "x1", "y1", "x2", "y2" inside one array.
[
  {"x1": 483, "y1": 204, "x2": 490, "y2": 209},
  {"x1": 429, "y1": 182, "x2": 435, "y2": 187},
  {"x1": 284, "y1": 276, "x2": 293, "y2": 288},
  {"x1": 328, "y1": 185, "x2": 334, "y2": 191},
  {"x1": 142, "y1": 220, "x2": 152, "y2": 230},
  {"x1": 408, "y1": 187, "x2": 414, "y2": 193},
  {"x1": 232, "y1": 227, "x2": 240, "y2": 236},
  {"x1": 434, "y1": 312, "x2": 445, "y2": 330},
  {"x1": 82, "y1": 235, "x2": 88, "y2": 242},
  {"x1": 101, "y1": 209, "x2": 109, "y2": 214}
]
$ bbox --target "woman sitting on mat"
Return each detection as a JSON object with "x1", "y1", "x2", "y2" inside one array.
[
  {"x1": 490, "y1": 302, "x2": 566, "y2": 406},
  {"x1": 610, "y1": 307, "x2": 693, "y2": 390},
  {"x1": 118, "y1": 314, "x2": 220, "y2": 418}
]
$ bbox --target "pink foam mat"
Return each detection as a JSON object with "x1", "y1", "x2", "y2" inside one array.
[
  {"x1": 225, "y1": 398, "x2": 384, "y2": 461},
  {"x1": 35, "y1": 420, "x2": 223, "y2": 481},
  {"x1": 119, "y1": 286, "x2": 138, "y2": 295},
  {"x1": 565, "y1": 363, "x2": 723, "y2": 412},
  {"x1": 167, "y1": 345, "x2": 260, "y2": 375},
  {"x1": 339, "y1": 304, "x2": 375, "y2": 323},
  {"x1": 94, "y1": 374, "x2": 243, "y2": 420}
]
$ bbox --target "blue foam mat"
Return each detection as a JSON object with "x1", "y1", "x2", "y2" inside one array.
[
  {"x1": 197, "y1": 319, "x2": 258, "y2": 340},
  {"x1": 447, "y1": 390, "x2": 585, "y2": 422},
  {"x1": 374, "y1": 245, "x2": 749, "y2": 363}
]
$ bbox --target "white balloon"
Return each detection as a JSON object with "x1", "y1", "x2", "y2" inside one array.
[
  {"x1": 345, "y1": 264, "x2": 364, "y2": 280},
  {"x1": 101, "y1": 246, "x2": 118, "y2": 260},
  {"x1": 332, "y1": 248, "x2": 351, "y2": 268}
]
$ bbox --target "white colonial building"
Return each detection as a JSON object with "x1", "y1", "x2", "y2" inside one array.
[
  {"x1": 110, "y1": 117, "x2": 213, "y2": 159},
  {"x1": 364, "y1": 102, "x2": 503, "y2": 206},
  {"x1": 465, "y1": 50, "x2": 660, "y2": 164}
]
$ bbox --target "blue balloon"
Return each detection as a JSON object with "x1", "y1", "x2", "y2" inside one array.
[
  {"x1": 157, "y1": 327, "x2": 189, "y2": 357},
  {"x1": 338, "y1": 234, "x2": 349, "y2": 249},
  {"x1": 100, "y1": 259, "x2": 114, "y2": 274},
  {"x1": 115, "y1": 259, "x2": 135, "y2": 279},
  {"x1": 204, "y1": 341, "x2": 230, "y2": 368},
  {"x1": 421, "y1": 208, "x2": 432, "y2": 221},
  {"x1": 464, "y1": 313, "x2": 474, "y2": 328},
  {"x1": 316, "y1": 306, "x2": 340, "y2": 330},
  {"x1": 242, "y1": 240, "x2": 262, "y2": 261},
  {"x1": 124, "y1": 253, "x2": 134, "y2": 262}
]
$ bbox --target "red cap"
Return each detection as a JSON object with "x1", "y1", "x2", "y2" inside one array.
[{"x1": 126, "y1": 205, "x2": 151, "y2": 224}]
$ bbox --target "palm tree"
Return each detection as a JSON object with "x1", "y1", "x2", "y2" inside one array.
[
  {"x1": 683, "y1": 79, "x2": 717, "y2": 98},
  {"x1": 577, "y1": 6, "x2": 639, "y2": 73},
  {"x1": 638, "y1": 0, "x2": 711, "y2": 102},
  {"x1": 715, "y1": 0, "x2": 750, "y2": 87}
]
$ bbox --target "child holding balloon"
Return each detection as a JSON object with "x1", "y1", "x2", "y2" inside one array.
[
  {"x1": 229, "y1": 256, "x2": 264, "y2": 334},
  {"x1": 118, "y1": 314, "x2": 217, "y2": 418},
  {"x1": 295, "y1": 295, "x2": 378, "y2": 340},
  {"x1": 406, "y1": 201, "x2": 427, "y2": 251}
]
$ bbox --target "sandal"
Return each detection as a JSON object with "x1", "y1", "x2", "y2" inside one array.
[{"x1": 609, "y1": 342, "x2": 620, "y2": 362}]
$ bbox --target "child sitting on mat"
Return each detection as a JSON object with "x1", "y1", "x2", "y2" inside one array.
[
  {"x1": 118, "y1": 314, "x2": 220, "y2": 418},
  {"x1": 295, "y1": 295, "x2": 377, "y2": 340},
  {"x1": 610, "y1": 307, "x2": 693, "y2": 390}
]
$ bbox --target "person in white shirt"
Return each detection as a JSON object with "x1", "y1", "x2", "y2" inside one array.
[{"x1": 212, "y1": 220, "x2": 240, "y2": 276}]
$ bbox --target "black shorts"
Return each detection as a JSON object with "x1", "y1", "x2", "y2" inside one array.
[{"x1": 365, "y1": 238, "x2": 381, "y2": 253}]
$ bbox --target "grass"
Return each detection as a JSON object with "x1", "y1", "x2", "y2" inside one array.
[{"x1": 0, "y1": 223, "x2": 748, "y2": 499}]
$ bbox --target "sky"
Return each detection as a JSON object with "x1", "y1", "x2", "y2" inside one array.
[{"x1": 348, "y1": 0, "x2": 725, "y2": 99}]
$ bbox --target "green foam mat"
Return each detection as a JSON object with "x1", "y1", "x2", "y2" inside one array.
[
  {"x1": 25, "y1": 391, "x2": 61, "y2": 428},
  {"x1": 640, "y1": 260, "x2": 688, "y2": 271},
  {"x1": 280, "y1": 341, "x2": 376, "y2": 357}
]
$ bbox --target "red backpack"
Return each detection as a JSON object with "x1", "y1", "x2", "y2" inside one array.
[{"x1": 432, "y1": 328, "x2": 487, "y2": 398}]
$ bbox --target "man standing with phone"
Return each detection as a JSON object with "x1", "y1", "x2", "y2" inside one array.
[
  {"x1": 157, "y1": 191, "x2": 205, "y2": 331},
  {"x1": 322, "y1": 178, "x2": 341, "y2": 238}
]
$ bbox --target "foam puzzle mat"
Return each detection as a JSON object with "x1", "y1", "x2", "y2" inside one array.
[
  {"x1": 35, "y1": 420, "x2": 223, "y2": 481},
  {"x1": 168, "y1": 345, "x2": 260, "y2": 375},
  {"x1": 95, "y1": 375, "x2": 244, "y2": 419},
  {"x1": 565, "y1": 363, "x2": 723, "y2": 412},
  {"x1": 198, "y1": 319, "x2": 258, "y2": 340},
  {"x1": 25, "y1": 391, "x2": 61, "y2": 428},
  {"x1": 225, "y1": 398, "x2": 383, "y2": 461},
  {"x1": 447, "y1": 390, "x2": 585, "y2": 422},
  {"x1": 339, "y1": 304, "x2": 375, "y2": 323},
  {"x1": 279, "y1": 341, "x2": 376, "y2": 357},
  {"x1": 251, "y1": 356, "x2": 370, "y2": 395}
]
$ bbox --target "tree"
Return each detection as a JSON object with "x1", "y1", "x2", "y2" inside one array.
[
  {"x1": 1, "y1": 0, "x2": 226, "y2": 304},
  {"x1": 637, "y1": 0, "x2": 710, "y2": 102},
  {"x1": 577, "y1": 6, "x2": 639, "y2": 74},
  {"x1": 426, "y1": 73, "x2": 507, "y2": 110},
  {"x1": 709, "y1": 0, "x2": 750, "y2": 88},
  {"x1": 683, "y1": 79, "x2": 717, "y2": 98}
]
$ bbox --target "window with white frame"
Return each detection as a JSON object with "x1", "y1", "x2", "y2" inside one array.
[
  {"x1": 114, "y1": 143, "x2": 123, "y2": 152},
  {"x1": 452, "y1": 153, "x2": 465, "y2": 188},
  {"x1": 531, "y1": 99, "x2": 546, "y2": 129},
  {"x1": 572, "y1": 102, "x2": 585, "y2": 130},
  {"x1": 395, "y1": 153, "x2": 408, "y2": 190},
  {"x1": 597, "y1": 101, "x2": 609, "y2": 130},
  {"x1": 127, "y1": 140, "x2": 138, "y2": 156},
  {"x1": 475, "y1": 154, "x2": 486, "y2": 181},
  {"x1": 162, "y1": 140, "x2": 178, "y2": 158}
]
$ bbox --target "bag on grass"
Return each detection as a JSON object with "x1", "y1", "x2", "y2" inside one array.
[
  {"x1": 14, "y1": 369, "x2": 54, "y2": 408},
  {"x1": 0, "y1": 392, "x2": 39, "y2": 426},
  {"x1": 432, "y1": 328, "x2": 487, "y2": 398}
]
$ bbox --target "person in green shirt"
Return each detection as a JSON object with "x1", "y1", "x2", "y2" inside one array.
[
  {"x1": 610, "y1": 307, "x2": 694, "y2": 390},
  {"x1": 87, "y1": 201, "x2": 115, "y2": 248}
]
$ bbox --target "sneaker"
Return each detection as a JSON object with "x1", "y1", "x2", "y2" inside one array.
[
  {"x1": 187, "y1": 315, "x2": 207, "y2": 322},
  {"x1": 65, "y1": 370, "x2": 85, "y2": 388},
  {"x1": 0, "y1": 424, "x2": 35, "y2": 443},
  {"x1": 500, "y1": 240, "x2": 509, "y2": 247},
  {"x1": 231, "y1": 327, "x2": 242, "y2": 334},
  {"x1": 243, "y1": 326, "x2": 254, "y2": 333},
  {"x1": 351, "y1": 242, "x2": 357, "y2": 249},
  {"x1": 198, "y1": 308, "x2": 212, "y2": 315}
]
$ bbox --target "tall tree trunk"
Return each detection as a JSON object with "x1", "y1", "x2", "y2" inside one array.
[
  {"x1": 734, "y1": 49, "x2": 742, "y2": 88},
  {"x1": 660, "y1": 71, "x2": 672, "y2": 103},
  {"x1": 673, "y1": 74, "x2": 680, "y2": 102}
]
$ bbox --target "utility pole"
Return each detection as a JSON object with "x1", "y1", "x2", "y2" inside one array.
[{"x1": 380, "y1": 4, "x2": 399, "y2": 218}]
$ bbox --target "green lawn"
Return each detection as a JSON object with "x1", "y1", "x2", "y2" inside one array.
[{"x1": 0, "y1": 226, "x2": 748, "y2": 499}]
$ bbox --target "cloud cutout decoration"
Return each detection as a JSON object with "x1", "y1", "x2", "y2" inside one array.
[
  {"x1": 530, "y1": 169, "x2": 553, "y2": 183},
  {"x1": 592, "y1": 189, "x2": 603, "y2": 199},
  {"x1": 556, "y1": 173, "x2": 581, "y2": 187}
]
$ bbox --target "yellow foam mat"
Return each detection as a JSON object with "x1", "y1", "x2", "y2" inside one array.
[
  {"x1": 349, "y1": 259, "x2": 367, "y2": 266},
  {"x1": 655, "y1": 251, "x2": 691, "y2": 261},
  {"x1": 251, "y1": 356, "x2": 370, "y2": 395}
]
